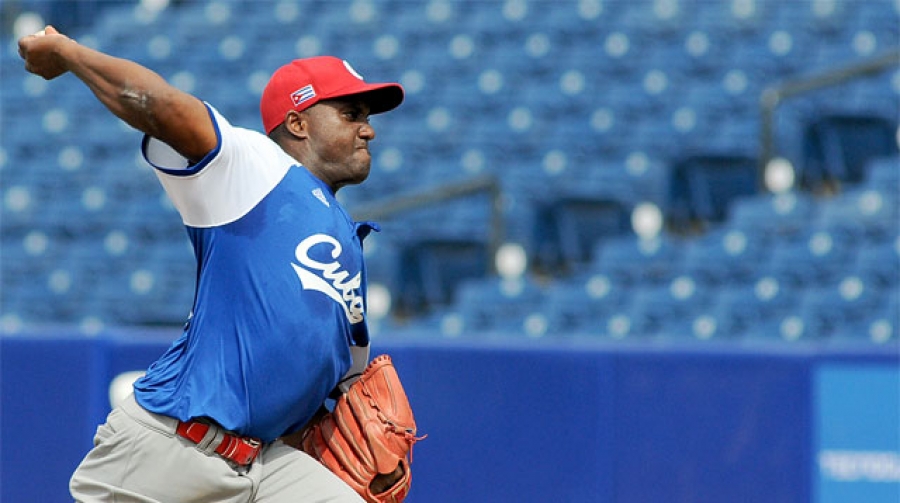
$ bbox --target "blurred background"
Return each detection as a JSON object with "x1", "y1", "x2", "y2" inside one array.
[{"x1": 1, "y1": 0, "x2": 898, "y2": 502}]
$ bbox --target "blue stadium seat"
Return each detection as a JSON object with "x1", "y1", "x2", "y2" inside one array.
[
  {"x1": 576, "y1": 309, "x2": 655, "y2": 340},
  {"x1": 816, "y1": 187, "x2": 898, "y2": 242},
  {"x1": 390, "y1": 237, "x2": 490, "y2": 317},
  {"x1": 539, "y1": 272, "x2": 630, "y2": 335},
  {"x1": 2, "y1": 283, "x2": 60, "y2": 324},
  {"x1": 853, "y1": 235, "x2": 900, "y2": 289},
  {"x1": 450, "y1": 276, "x2": 545, "y2": 334},
  {"x1": 655, "y1": 307, "x2": 742, "y2": 342},
  {"x1": 626, "y1": 275, "x2": 714, "y2": 339},
  {"x1": 539, "y1": 0, "x2": 609, "y2": 41},
  {"x1": 529, "y1": 191, "x2": 633, "y2": 273},
  {"x1": 797, "y1": 275, "x2": 883, "y2": 336},
  {"x1": 742, "y1": 308, "x2": 828, "y2": 343},
  {"x1": 828, "y1": 292, "x2": 899, "y2": 346},
  {"x1": 728, "y1": 191, "x2": 818, "y2": 240},
  {"x1": 666, "y1": 153, "x2": 759, "y2": 231},
  {"x1": 800, "y1": 113, "x2": 898, "y2": 189},
  {"x1": 863, "y1": 290, "x2": 900, "y2": 345},
  {"x1": 854, "y1": 1, "x2": 900, "y2": 54},
  {"x1": 105, "y1": 268, "x2": 192, "y2": 326},
  {"x1": 863, "y1": 155, "x2": 900, "y2": 188},
  {"x1": 680, "y1": 228, "x2": 770, "y2": 286},
  {"x1": 763, "y1": 228, "x2": 854, "y2": 287},
  {"x1": 591, "y1": 235, "x2": 685, "y2": 286}
]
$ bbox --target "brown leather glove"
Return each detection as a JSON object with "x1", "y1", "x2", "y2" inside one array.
[{"x1": 290, "y1": 355, "x2": 425, "y2": 502}]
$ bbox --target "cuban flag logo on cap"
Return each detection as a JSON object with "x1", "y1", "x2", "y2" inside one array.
[{"x1": 291, "y1": 84, "x2": 316, "y2": 106}]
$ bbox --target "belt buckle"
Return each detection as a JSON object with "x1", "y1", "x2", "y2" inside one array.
[{"x1": 232, "y1": 436, "x2": 262, "y2": 466}]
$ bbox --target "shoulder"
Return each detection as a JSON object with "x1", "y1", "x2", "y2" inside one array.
[
  {"x1": 144, "y1": 104, "x2": 289, "y2": 174},
  {"x1": 150, "y1": 104, "x2": 298, "y2": 228}
]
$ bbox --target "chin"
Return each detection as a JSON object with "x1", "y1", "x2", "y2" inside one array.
[
  {"x1": 357, "y1": 161, "x2": 372, "y2": 182},
  {"x1": 342, "y1": 166, "x2": 371, "y2": 188}
]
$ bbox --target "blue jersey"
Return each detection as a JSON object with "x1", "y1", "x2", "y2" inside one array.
[{"x1": 133, "y1": 105, "x2": 374, "y2": 442}]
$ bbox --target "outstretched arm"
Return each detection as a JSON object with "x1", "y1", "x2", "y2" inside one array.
[{"x1": 18, "y1": 26, "x2": 216, "y2": 163}]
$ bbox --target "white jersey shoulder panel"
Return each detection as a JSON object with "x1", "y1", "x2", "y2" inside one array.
[{"x1": 143, "y1": 105, "x2": 295, "y2": 228}]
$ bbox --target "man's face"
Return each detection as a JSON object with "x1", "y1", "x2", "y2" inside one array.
[{"x1": 300, "y1": 97, "x2": 375, "y2": 191}]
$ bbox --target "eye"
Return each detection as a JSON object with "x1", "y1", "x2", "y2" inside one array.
[{"x1": 345, "y1": 108, "x2": 370, "y2": 123}]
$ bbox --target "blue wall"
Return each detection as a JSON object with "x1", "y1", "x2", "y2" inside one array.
[{"x1": 1, "y1": 331, "x2": 897, "y2": 503}]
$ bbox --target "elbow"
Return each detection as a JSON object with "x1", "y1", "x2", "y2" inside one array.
[{"x1": 117, "y1": 85, "x2": 215, "y2": 161}]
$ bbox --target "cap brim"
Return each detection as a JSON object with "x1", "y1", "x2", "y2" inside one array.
[{"x1": 334, "y1": 83, "x2": 404, "y2": 115}]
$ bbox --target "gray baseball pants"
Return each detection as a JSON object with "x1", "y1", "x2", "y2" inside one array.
[{"x1": 70, "y1": 394, "x2": 364, "y2": 502}]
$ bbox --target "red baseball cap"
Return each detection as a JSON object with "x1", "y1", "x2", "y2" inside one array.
[{"x1": 260, "y1": 56, "x2": 404, "y2": 134}]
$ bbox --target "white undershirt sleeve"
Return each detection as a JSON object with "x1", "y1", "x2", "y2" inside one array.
[{"x1": 337, "y1": 345, "x2": 371, "y2": 393}]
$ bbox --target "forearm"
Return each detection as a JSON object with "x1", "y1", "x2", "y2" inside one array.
[
  {"x1": 20, "y1": 27, "x2": 215, "y2": 161},
  {"x1": 60, "y1": 40, "x2": 182, "y2": 139}
]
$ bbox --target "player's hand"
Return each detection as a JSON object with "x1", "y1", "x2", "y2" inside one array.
[
  {"x1": 369, "y1": 463, "x2": 405, "y2": 495},
  {"x1": 18, "y1": 25, "x2": 72, "y2": 80}
]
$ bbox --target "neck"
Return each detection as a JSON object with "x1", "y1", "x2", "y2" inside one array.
[{"x1": 274, "y1": 138, "x2": 343, "y2": 193}]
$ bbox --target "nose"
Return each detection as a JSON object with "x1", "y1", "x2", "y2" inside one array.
[{"x1": 360, "y1": 122, "x2": 375, "y2": 140}]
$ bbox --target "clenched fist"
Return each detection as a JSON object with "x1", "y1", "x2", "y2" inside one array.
[{"x1": 18, "y1": 25, "x2": 73, "y2": 80}]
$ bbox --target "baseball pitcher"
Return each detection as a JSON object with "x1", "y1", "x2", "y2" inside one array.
[{"x1": 18, "y1": 25, "x2": 423, "y2": 503}]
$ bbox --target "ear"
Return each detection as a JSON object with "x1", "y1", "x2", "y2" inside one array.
[{"x1": 284, "y1": 110, "x2": 309, "y2": 139}]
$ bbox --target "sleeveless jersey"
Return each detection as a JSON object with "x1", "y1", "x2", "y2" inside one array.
[{"x1": 132, "y1": 105, "x2": 375, "y2": 442}]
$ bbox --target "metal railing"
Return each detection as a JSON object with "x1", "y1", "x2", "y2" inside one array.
[
  {"x1": 351, "y1": 174, "x2": 505, "y2": 274},
  {"x1": 758, "y1": 48, "x2": 900, "y2": 188}
]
